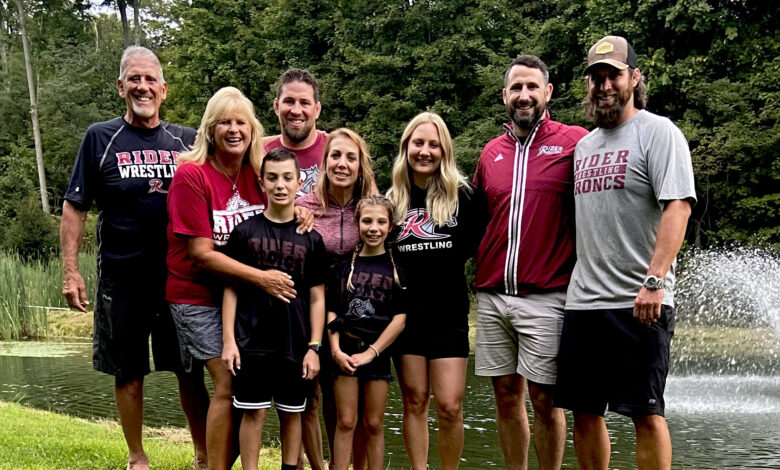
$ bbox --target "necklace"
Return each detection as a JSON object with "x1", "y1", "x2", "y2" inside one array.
[{"x1": 212, "y1": 158, "x2": 241, "y2": 191}]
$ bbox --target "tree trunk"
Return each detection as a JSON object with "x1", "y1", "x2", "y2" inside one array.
[
  {"x1": 132, "y1": 0, "x2": 140, "y2": 46},
  {"x1": 1, "y1": 6, "x2": 9, "y2": 91},
  {"x1": 93, "y1": 18, "x2": 99, "y2": 52},
  {"x1": 0, "y1": 18, "x2": 8, "y2": 91},
  {"x1": 12, "y1": 0, "x2": 49, "y2": 213},
  {"x1": 117, "y1": 0, "x2": 129, "y2": 48}
]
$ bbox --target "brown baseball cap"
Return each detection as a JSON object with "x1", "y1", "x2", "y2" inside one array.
[{"x1": 585, "y1": 35, "x2": 637, "y2": 75}]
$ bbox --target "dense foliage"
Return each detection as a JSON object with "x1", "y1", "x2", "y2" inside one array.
[{"x1": 0, "y1": 0, "x2": 777, "y2": 253}]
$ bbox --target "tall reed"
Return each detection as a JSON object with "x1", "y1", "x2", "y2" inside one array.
[{"x1": 0, "y1": 251, "x2": 96, "y2": 340}]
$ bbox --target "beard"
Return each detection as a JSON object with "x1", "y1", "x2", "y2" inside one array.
[
  {"x1": 586, "y1": 85, "x2": 633, "y2": 129},
  {"x1": 282, "y1": 121, "x2": 313, "y2": 144},
  {"x1": 131, "y1": 102, "x2": 156, "y2": 119},
  {"x1": 507, "y1": 98, "x2": 546, "y2": 131}
]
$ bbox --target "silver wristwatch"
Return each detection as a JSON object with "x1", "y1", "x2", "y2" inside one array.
[{"x1": 642, "y1": 275, "x2": 665, "y2": 291}]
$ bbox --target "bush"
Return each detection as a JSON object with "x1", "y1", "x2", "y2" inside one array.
[{"x1": 2, "y1": 196, "x2": 59, "y2": 261}]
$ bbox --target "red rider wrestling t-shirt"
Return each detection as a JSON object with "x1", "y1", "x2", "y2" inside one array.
[
  {"x1": 264, "y1": 131, "x2": 328, "y2": 196},
  {"x1": 166, "y1": 160, "x2": 266, "y2": 306}
]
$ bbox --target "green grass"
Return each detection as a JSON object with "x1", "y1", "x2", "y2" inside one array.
[
  {"x1": 0, "y1": 251, "x2": 96, "y2": 340},
  {"x1": 0, "y1": 401, "x2": 283, "y2": 470}
]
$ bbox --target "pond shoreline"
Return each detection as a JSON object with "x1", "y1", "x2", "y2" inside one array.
[{"x1": 46, "y1": 308, "x2": 780, "y2": 367}]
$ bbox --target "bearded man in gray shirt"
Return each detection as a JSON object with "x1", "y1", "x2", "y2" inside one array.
[{"x1": 554, "y1": 36, "x2": 696, "y2": 470}]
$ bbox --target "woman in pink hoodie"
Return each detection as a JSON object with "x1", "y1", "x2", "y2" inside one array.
[{"x1": 295, "y1": 128, "x2": 377, "y2": 470}]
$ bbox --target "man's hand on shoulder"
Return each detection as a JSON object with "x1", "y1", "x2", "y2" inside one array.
[{"x1": 294, "y1": 206, "x2": 314, "y2": 233}]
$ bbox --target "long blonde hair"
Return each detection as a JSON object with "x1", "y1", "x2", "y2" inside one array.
[
  {"x1": 346, "y1": 195, "x2": 404, "y2": 292},
  {"x1": 386, "y1": 112, "x2": 469, "y2": 226},
  {"x1": 177, "y1": 87, "x2": 265, "y2": 175},
  {"x1": 311, "y1": 128, "x2": 375, "y2": 214}
]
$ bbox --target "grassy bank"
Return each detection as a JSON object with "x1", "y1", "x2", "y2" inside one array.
[
  {"x1": 0, "y1": 401, "x2": 282, "y2": 470},
  {"x1": 0, "y1": 251, "x2": 96, "y2": 340}
]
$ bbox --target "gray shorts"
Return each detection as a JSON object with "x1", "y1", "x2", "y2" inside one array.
[
  {"x1": 169, "y1": 303, "x2": 223, "y2": 373},
  {"x1": 475, "y1": 290, "x2": 566, "y2": 385}
]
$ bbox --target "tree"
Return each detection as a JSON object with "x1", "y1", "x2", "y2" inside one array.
[
  {"x1": 0, "y1": 0, "x2": 775, "y2": 253},
  {"x1": 103, "y1": 0, "x2": 129, "y2": 47},
  {"x1": 11, "y1": 0, "x2": 48, "y2": 213},
  {"x1": 131, "y1": 0, "x2": 140, "y2": 45}
]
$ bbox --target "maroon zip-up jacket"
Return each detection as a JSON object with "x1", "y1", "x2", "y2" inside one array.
[{"x1": 473, "y1": 113, "x2": 587, "y2": 295}]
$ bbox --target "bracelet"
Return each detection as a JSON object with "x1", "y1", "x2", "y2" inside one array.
[
  {"x1": 368, "y1": 344, "x2": 379, "y2": 357},
  {"x1": 308, "y1": 341, "x2": 321, "y2": 347}
]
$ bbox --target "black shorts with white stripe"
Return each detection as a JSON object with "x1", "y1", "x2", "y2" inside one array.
[{"x1": 232, "y1": 355, "x2": 307, "y2": 413}]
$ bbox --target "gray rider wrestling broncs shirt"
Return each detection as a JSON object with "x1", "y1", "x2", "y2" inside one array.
[{"x1": 566, "y1": 110, "x2": 696, "y2": 310}]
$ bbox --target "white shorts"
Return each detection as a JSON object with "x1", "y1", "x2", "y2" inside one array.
[{"x1": 475, "y1": 290, "x2": 566, "y2": 385}]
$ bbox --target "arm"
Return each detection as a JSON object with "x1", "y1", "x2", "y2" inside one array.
[
  {"x1": 350, "y1": 313, "x2": 406, "y2": 368},
  {"x1": 302, "y1": 283, "x2": 325, "y2": 380},
  {"x1": 187, "y1": 237, "x2": 296, "y2": 302},
  {"x1": 634, "y1": 199, "x2": 692, "y2": 324},
  {"x1": 171, "y1": 163, "x2": 296, "y2": 301},
  {"x1": 467, "y1": 183, "x2": 488, "y2": 258},
  {"x1": 328, "y1": 310, "x2": 356, "y2": 374},
  {"x1": 60, "y1": 201, "x2": 89, "y2": 312},
  {"x1": 221, "y1": 285, "x2": 240, "y2": 375}
]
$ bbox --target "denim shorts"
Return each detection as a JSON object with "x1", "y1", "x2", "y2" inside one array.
[{"x1": 169, "y1": 303, "x2": 223, "y2": 373}]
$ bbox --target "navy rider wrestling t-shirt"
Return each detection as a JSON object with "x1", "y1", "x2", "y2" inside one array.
[{"x1": 64, "y1": 117, "x2": 195, "y2": 270}]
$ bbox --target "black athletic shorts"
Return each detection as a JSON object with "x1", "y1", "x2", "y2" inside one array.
[
  {"x1": 92, "y1": 267, "x2": 183, "y2": 380},
  {"x1": 554, "y1": 306, "x2": 675, "y2": 417},
  {"x1": 393, "y1": 314, "x2": 469, "y2": 359},
  {"x1": 333, "y1": 334, "x2": 393, "y2": 382},
  {"x1": 233, "y1": 355, "x2": 308, "y2": 413}
]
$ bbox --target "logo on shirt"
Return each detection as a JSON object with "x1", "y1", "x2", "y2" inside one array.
[
  {"x1": 537, "y1": 145, "x2": 563, "y2": 156},
  {"x1": 494, "y1": 153, "x2": 504, "y2": 162},
  {"x1": 226, "y1": 191, "x2": 249, "y2": 211},
  {"x1": 116, "y1": 150, "x2": 180, "y2": 179},
  {"x1": 396, "y1": 208, "x2": 455, "y2": 253},
  {"x1": 397, "y1": 208, "x2": 455, "y2": 242},
  {"x1": 212, "y1": 192, "x2": 265, "y2": 245},
  {"x1": 299, "y1": 164, "x2": 320, "y2": 196},
  {"x1": 573, "y1": 149, "x2": 628, "y2": 195},
  {"x1": 148, "y1": 179, "x2": 165, "y2": 193},
  {"x1": 345, "y1": 298, "x2": 375, "y2": 320}
]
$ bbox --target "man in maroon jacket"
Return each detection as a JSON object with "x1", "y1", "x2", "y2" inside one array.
[{"x1": 473, "y1": 54, "x2": 588, "y2": 470}]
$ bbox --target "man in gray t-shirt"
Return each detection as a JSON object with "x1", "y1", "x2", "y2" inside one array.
[{"x1": 555, "y1": 36, "x2": 695, "y2": 470}]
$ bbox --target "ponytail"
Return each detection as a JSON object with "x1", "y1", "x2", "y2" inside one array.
[
  {"x1": 346, "y1": 242, "x2": 362, "y2": 293},
  {"x1": 387, "y1": 245, "x2": 405, "y2": 290}
]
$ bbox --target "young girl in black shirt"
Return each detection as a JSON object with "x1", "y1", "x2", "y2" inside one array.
[{"x1": 326, "y1": 195, "x2": 407, "y2": 470}]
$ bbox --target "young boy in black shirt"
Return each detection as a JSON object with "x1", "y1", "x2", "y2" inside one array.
[{"x1": 222, "y1": 147, "x2": 327, "y2": 470}]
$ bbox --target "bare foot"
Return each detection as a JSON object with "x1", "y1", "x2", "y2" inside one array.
[
  {"x1": 126, "y1": 454, "x2": 149, "y2": 470},
  {"x1": 192, "y1": 455, "x2": 208, "y2": 470}
]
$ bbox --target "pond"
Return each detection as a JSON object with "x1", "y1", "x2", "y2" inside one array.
[{"x1": 1, "y1": 340, "x2": 778, "y2": 469}]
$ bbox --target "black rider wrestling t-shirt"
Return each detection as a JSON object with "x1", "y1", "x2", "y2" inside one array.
[
  {"x1": 223, "y1": 214, "x2": 328, "y2": 363},
  {"x1": 393, "y1": 183, "x2": 483, "y2": 327},
  {"x1": 326, "y1": 253, "x2": 407, "y2": 344},
  {"x1": 64, "y1": 117, "x2": 195, "y2": 270}
]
